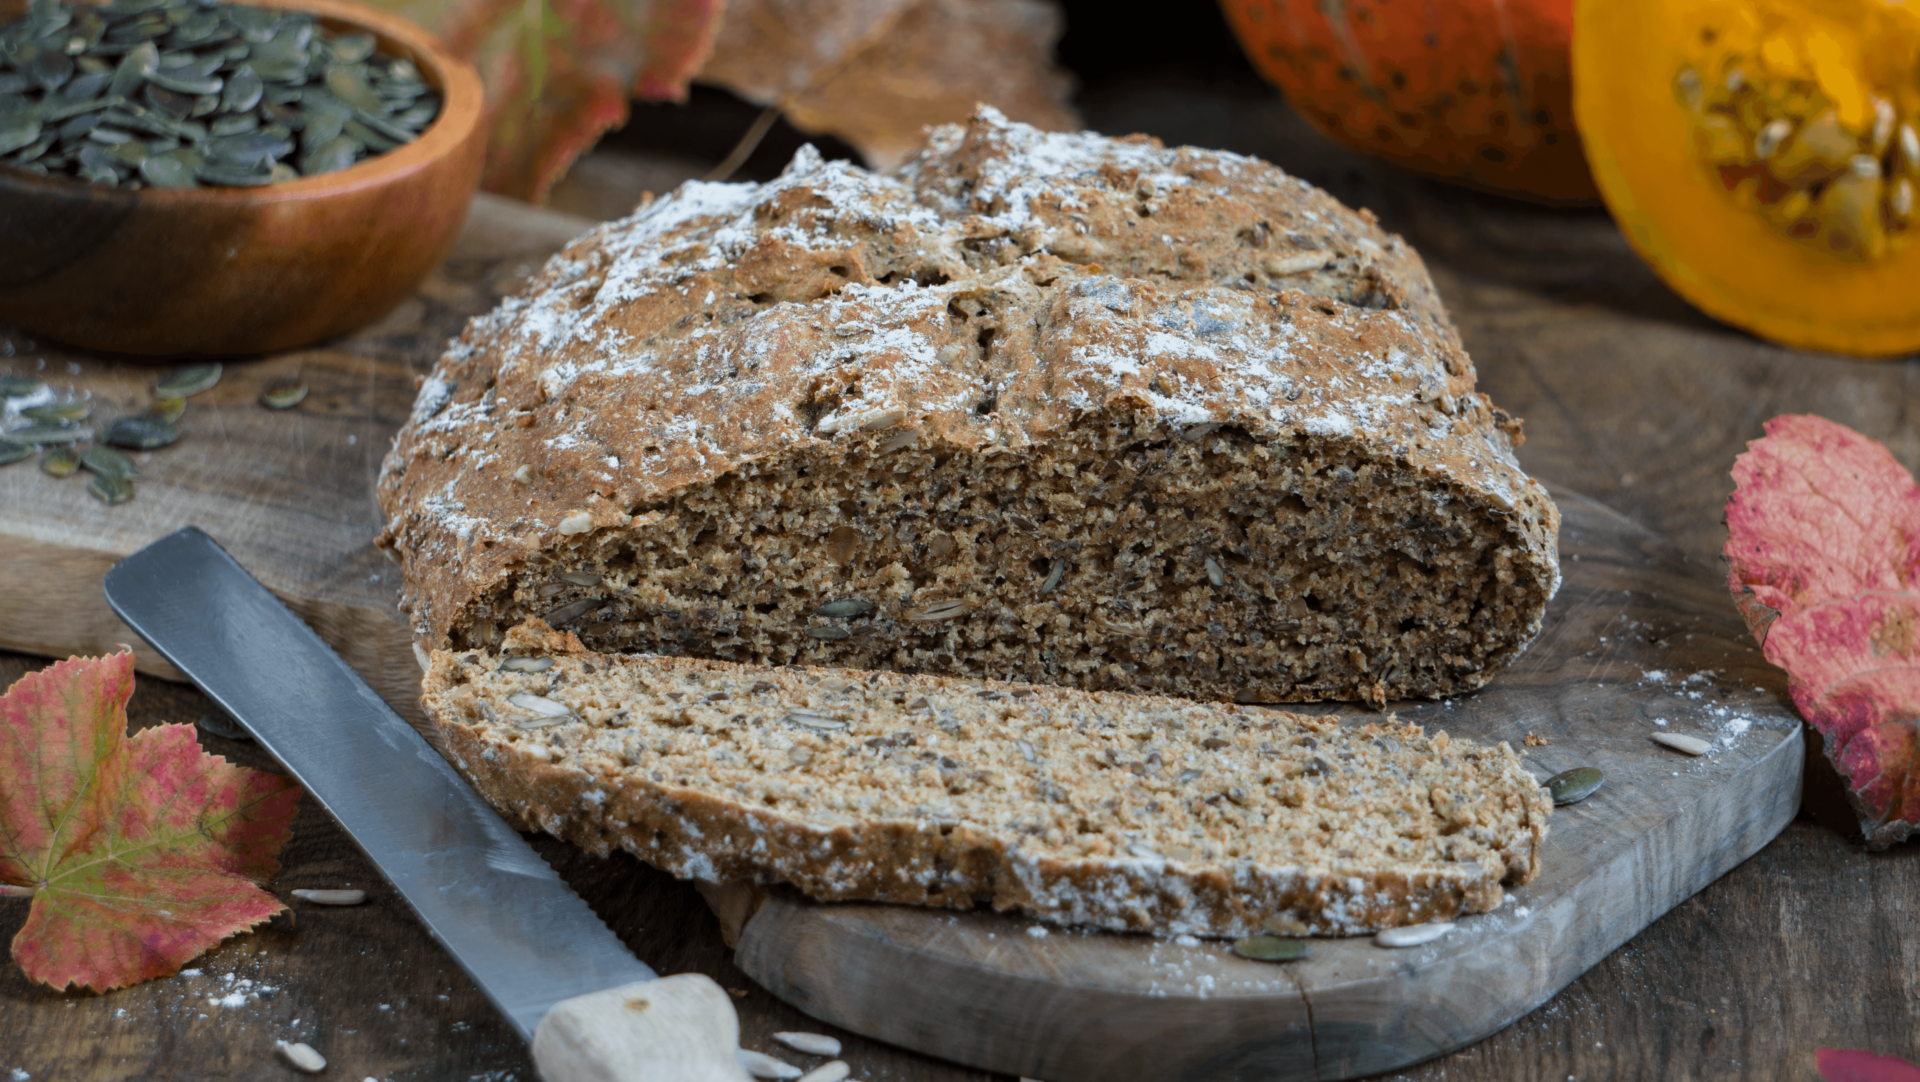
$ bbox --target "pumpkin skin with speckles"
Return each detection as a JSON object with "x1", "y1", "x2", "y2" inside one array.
[{"x1": 1218, "y1": 0, "x2": 1597, "y2": 204}]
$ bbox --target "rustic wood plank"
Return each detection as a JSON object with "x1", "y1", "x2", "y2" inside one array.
[{"x1": 731, "y1": 489, "x2": 1803, "y2": 1082}]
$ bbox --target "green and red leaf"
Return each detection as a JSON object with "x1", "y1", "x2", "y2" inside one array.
[
  {"x1": 0, "y1": 653, "x2": 301, "y2": 992},
  {"x1": 366, "y1": 0, "x2": 723, "y2": 201},
  {"x1": 1726, "y1": 414, "x2": 1920, "y2": 846}
]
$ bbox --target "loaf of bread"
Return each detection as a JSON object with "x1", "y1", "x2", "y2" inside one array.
[
  {"x1": 426, "y1": 621, "x2": 1548, "y2": 937},
  {"x1": 378, "y1": 107, "x2": 1559, "y2": 704}
]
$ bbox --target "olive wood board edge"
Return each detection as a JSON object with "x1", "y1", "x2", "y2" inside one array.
[{"x1": 726, "y1": 489, "x2": 1805, "y2": 1082}]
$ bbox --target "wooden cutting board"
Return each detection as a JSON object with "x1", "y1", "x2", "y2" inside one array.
[{"x1": 0, "y1": 193, "x2": 1802, "y2": 1081}]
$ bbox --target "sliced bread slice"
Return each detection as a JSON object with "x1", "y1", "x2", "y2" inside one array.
[{"x1": 425, "y1": 621, "x2": 1550, "y2": 937}]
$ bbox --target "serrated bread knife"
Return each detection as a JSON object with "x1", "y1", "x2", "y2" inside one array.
[{"x1": 105, "y1": 527, "x2": 752, "y2": 1082}]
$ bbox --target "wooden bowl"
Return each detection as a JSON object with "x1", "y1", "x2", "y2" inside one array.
[{"x1": 0, "y1": 0, "x2": 485, "y2": 357}]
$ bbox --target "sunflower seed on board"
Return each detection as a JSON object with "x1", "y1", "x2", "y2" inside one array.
[
  {"x1": 8, "y1": 423, "x2": 90, "y2": 444},
  {"x1": 1545, "y1": 766, "x2": 1603, "y2": 806},
  {"x1": 773, "y1": 1032, "x2": 843, "y2": 1057},
  {"x1": 784, "y1": 710, "x2": 847, "y2": 732},
  {"x1": 1205, "y1": 555, "x2": 1225, "y2": 587},
  {"x1": 155, "y1": 363, "x2": 222, "y2": 398},
  {"x1": 0, "y1": 439, "x2": 33, "y2": 466},
  {"x1": 88, "y1": 471, "x2": 133, "y2": 505},
  {"x1": 290, "y1": 888, "x2": 366, "y2": 905},
  {"x1": 1652, "y1": 732, "x2": 1712, "y2": 756},
  {"x1": 794, "y1": 1063, "x2": 849, "y2": 1082},
  {"x1": 40, "y1": 446, "x2": 80, "y2": 476},
  {"x1": 1231, "y1": 934, "x2": 1309, "y2": 962},
  {"x1": 275, "y1": 1041, "x2": 326, "y2": 1074},
  {"x1": 498, "y1": 656, "x2": 554, "y2": 673},
  {"x1": 1375, "y1": 922, "x2": 1454, "y2": 948},
  {"x1": 738, "y1": 1049, "x2": 803, "y2": 1080},
  {"x1": 104, "y1": 414, "x2": 177, "y2": 448},
  {"x1": 261, "y1": 381, "x2": 308, "y2": 409},
  {"x1": 508, "y1": 692, "x2": 571, "y2": 717}
]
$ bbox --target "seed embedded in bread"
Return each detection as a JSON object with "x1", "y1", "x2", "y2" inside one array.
[
  {"x1": 378, "y1": 108, "x2": 1559, "y2": 705},
  {"x1": 423, "y1": 622, "x2": 1550, "y2": 938}
]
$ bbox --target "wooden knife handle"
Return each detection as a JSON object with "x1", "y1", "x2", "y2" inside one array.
[{"x1": 532, "y1": 973, "x2": 754, "y2": 1082}]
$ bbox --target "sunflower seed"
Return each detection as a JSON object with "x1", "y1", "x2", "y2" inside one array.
[
  {"x1": 1545, "y1": 766, "x2": 1602, "y2": 806},
  {"x1": 815, "y1": 599, "x2": 874, "y2": 619},
  {"x1": 1205, "y1": 555, "x2": 1225, "y2": 587},
  {"x1": 1375, "y1": 922, "x2": 1454, "y2": 948},
  {"x1": 907, "y1": 599, "x2": 970, "y2": 622},
  {"x1": 275, "y1": 1041, "x2": 326, "y2": 1073},
  {"x1": 155, "y1": 363, "x2": 221, "y2": 398},
  {"x1": 541, "y1": 598, "x2": 604, "y2": 625},
  {"x1": 290, "y1": 888, "x2": 366, "y2": 905},
  {"x1": 87, "y1": 472, "x2": 133, "y2": 505},
  {"x1": 784, "y1": 710, "x2": 846, "y2": 732},
  {"x1": 0, "y1": 376, "x2": 46, "y2": 397},
  {"x1": 1039, "y1": 559, "x2": 1065, "y2": 595},
  {"x1": 877, "y1": 426, "x2": 921, "y2": 453},
  {"x1": 1652, "y1": 732, "x2": 1712, "y2": 756},
  {"x1": 22, "y1": 401, "x2": 88, "y2": 422},
  {"x1": 794, "y1": 1063, "x2": 849, "y2": 1082},
  {"x1": 737, "y1": 1049, "x2": 803, "y2": 1080},
  {"x1": 148, "y1": 396, "x2": 186, "y2": 423},
  {"x1": 536, "y1": 582, "x2": 569, "y2": 598},
  {"x1": 773, "y1": 1032, "x2": 842, "y2": 1057},
  {"x1": 7, "y1": 423, "x2": 89, "y2": 444},
  {"x1": 1231, "y1": 934, "x2": 1308, "y2": 962},
  {"x1": 805, "y1": 626, "x2": 850, "y2": 640},
  {"x1": 260, "y1": 380, "x2": 308, "y2": 409},
  {"x1": 498, "y1": 656, "x2": 553, "y2": 674},
  {"x1": 40, "y1": 446, "x2": 80, "y2": 476},
  {"x1": 104, "y1": 414, "x2": 176, "y2": 448},
  {"x1": 508, "y1": 692, "x2": 571, "y2": 717},
  {"x1": 80, "y1": 445, "x2": 137, "y2": 479},
  {"x1": 0, "y1": 439, "x2": 33, "y2": 466},
  {"x1": 1182, "y1": 422, "x2": 1219, "y2": 441}
]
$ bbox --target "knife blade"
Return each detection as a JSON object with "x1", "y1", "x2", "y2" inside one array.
[{"x1": 104, "y1": 527, "x2": 750, "y2": 1082}]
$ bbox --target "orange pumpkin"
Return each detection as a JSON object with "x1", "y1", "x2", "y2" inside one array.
[
  {"x1": 1574, "y1": 0, "x2": 1920, "y2": 357},
  {"x1": 1218, "y1": 0, "x2": 1596, "y2": 204}
]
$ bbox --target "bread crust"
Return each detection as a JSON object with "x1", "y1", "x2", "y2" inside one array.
[
  {"x1": 378, "y1": 108, "x2": 1559, "y2": 703},
  {"x1": 424, "y1": 622, "x2": 1550, "y2": 938}
]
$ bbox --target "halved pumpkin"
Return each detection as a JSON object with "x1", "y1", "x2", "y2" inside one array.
[
  {"x1": 1219, "y1": 0, "x2": 1596, "y2": 204},
  {"x1": 1574, "y1": 0, "x2": 1920, "y2": 357}
]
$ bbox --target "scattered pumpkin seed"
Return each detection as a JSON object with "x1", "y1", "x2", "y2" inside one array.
[
  {"x1": 7, "y1": 423, "x2": 90, "y2": 444},
  {"x1": 22, "y1": 401, "x2": 89, "y2": 422},
  {"x1": 40, "y1": 446, "x2": 80, "y2": 476},
  {"x1": 104, "y1": 414, "x2": 178, "y2": 448},
  {"x1": 805, "y1": 626, "x2": 850, "y2": 640},
  {"x1": 148, "y1": 396, "x2": 186, "y2": 423},
  {"x1": 1545, "y1": 766, "x2": 1603, "y2": 806},
  {"x1": 0, "y1": 439, "x2": 33, "y2": 465},
  {"x1": 498, "y1": 656, "x2": 554, "y2": 674},
  {"x1": 1231, "y1": 934, "x2": 1309, "y2": 962},
  {"x1": 80, "y1": 445, "x2": 138, "y2": 480},
  {"x1": 815, "y1": 598, "x2": 875, "y2": 619},
  {"x1": 1375, "y1": 922, "x2": 1455, "y2": 948},
  {"x1": 260, "y1": 380, "x2": 308, "y2": 409},
  {"x1": 155, "y1": 362, "x2": 221, "y2": 398},
  {"x1": 290, "y1": 888, "x2": 366, "y2": 905},
  {"x1": 1652, "y1": 732, "x2": 1712, "y2": 756},
  {"x1": 87, "y1": 472, "x2": 133, "y2": 505},
  {"x1": 0, "y1": 375, "x2": 45, "y2": 397}
]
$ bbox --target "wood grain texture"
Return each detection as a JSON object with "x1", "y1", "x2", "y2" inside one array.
[
  {"x1": 731, "y1": 489, "x2": 1803, "y2": 1082},
  {"x1": 0, "y1": 0, "x2": 486, "y2": 357}
]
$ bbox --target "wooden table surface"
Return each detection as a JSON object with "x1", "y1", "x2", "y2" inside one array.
[{"x1": 6, "y1": 73, "x2": 1920, "y2": 1082}]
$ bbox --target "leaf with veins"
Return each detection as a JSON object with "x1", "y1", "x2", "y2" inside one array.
[{"x1": 0, "y1": 652, "x2": 300, "y2": 991}]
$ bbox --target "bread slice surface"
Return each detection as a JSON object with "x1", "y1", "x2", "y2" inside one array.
[
  {"x1": 380, "y1": 108, "x2": 1560, "y2": 704},
  {"x1": 425, "y1": 622, "x2": 1550, "y2": 938}
]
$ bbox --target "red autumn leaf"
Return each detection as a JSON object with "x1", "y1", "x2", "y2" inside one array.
[
  {"x1": 1725, "y1": 414, "x2": 1920, "y2": 847},
  {"x1": 365, "y1": 0, "x2": 724, "y2": 200},
  {"x1": 0, "y1": 653, "x2": 301, "y2": 992},
  {"x1": 1819, "y1": 1048, "x2": 1920, "y2": 1082}
]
